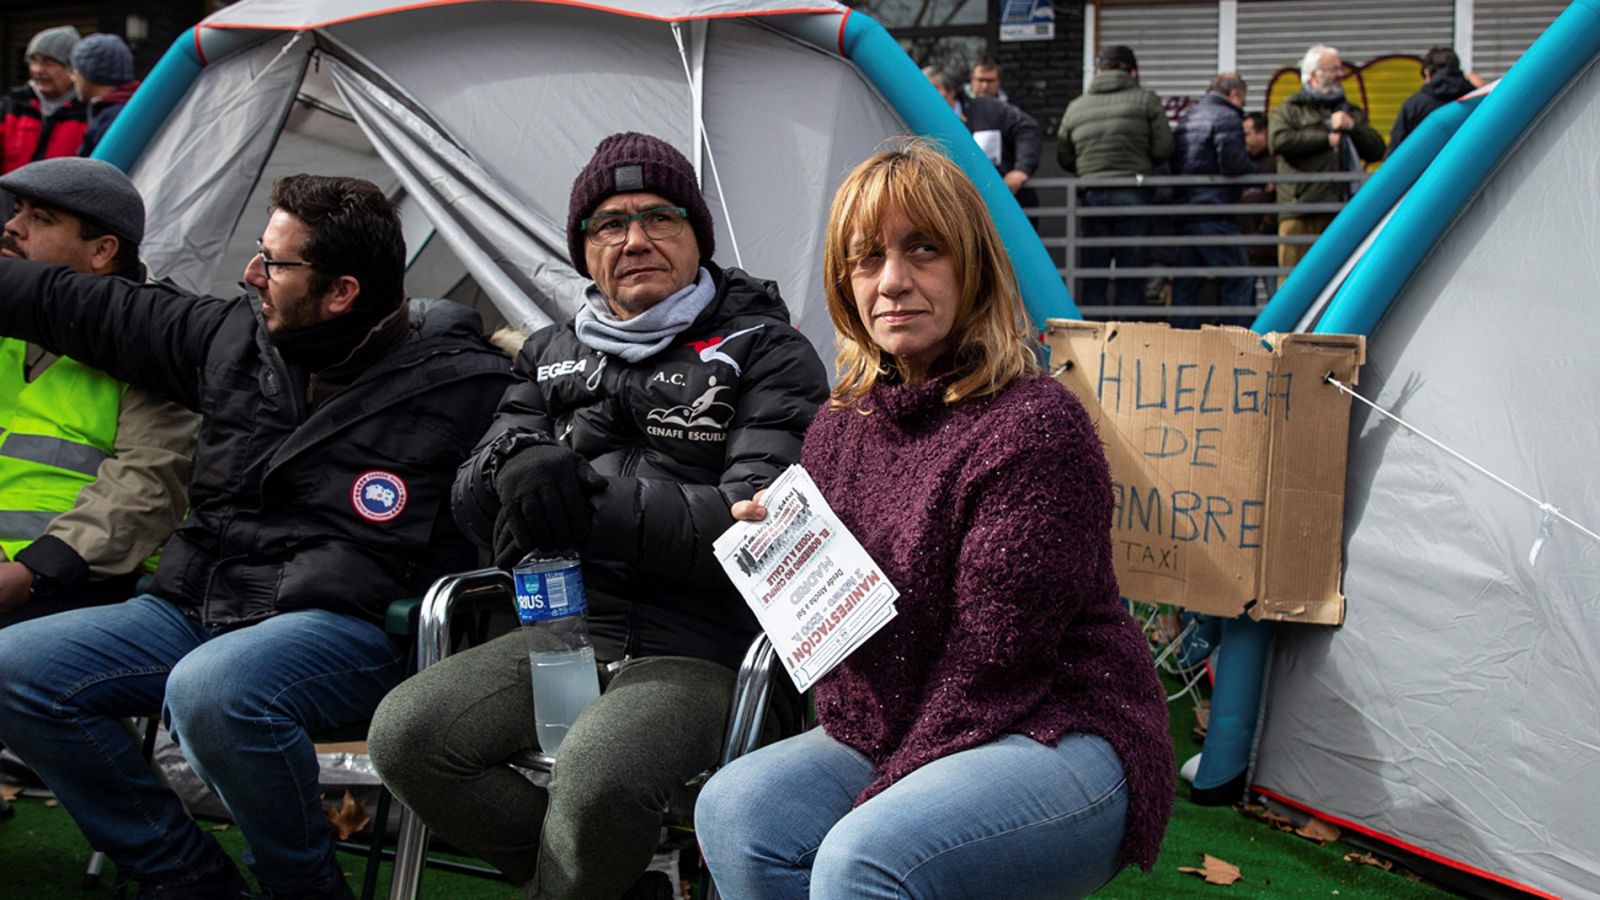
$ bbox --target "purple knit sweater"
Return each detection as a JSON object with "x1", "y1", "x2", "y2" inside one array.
[{"x1": 802, "y1": 372, "x2": 1174, "y2": 869}]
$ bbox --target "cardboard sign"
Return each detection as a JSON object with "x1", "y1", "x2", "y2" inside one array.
[{"x1": 1045, "y1": 321, "x2": 1365, "y2": 625}]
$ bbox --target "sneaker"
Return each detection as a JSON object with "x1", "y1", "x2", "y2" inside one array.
[{"x1": 118, "y1": 836, "x2": 246, "y2": 900}]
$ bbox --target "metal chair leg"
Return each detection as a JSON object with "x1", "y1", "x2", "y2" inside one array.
[
  {"x1": 82, "y1": 850, "x2": 106, "y2": 888},
  {"x1": 387, "y1": 568, "x2": 512, "y2": 900}
]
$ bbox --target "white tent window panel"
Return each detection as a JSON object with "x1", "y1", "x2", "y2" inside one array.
[
  {"x1": 1236, "y1": 0, "x2": 1453, "y2": 99},
  {"x1": 1097, "y1": 3, "x2": 1219, "y2": 100},
  {"x1": 1472, "y1": 0, "x2": 1566, "y2": 80}
]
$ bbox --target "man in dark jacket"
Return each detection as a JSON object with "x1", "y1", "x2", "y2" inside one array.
[
  {"x1": 368, "y1": 132, "x2": 828, "y2": 899},
  {"x1": 1057, "y1": 44, "x2": 1174, "y2": 306},
  {"x1": 1389, "y1": 47, "x2": 1477, "y2": 153},
  {"x1": 0, "y1": 175, "x2": 511, "y2": 899},
  {"x1": 925, "y1": 66, "x2": 1040, "y2": 196},
  {"x1": 70, "y1": 33, "x2": 141, "y2": 157},
  {"x1": 1172, "y1": 72, "x2": 1256, "y2": 319},
  {"x1": 1269, "y1": 44, "x2": 1385, "y2": 272}
]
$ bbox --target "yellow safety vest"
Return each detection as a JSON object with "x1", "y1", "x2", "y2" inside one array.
[{"x1": 0, "y1": 337, "x2": 128, "y2": 561}]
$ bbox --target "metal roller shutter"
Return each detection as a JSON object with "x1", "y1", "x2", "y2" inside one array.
[
  {"x1": 1098, "y1": 3, "x2": 1219, "y2": 99},
  {"x1": 1236, "y1": 0, "x2": 1453, "y2": 104},
  {"x1": 1473, "y1": 0, "x2": 1565, "y2": 80}
]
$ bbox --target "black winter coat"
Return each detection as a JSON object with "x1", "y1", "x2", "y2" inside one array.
[
  {"x1": 459, "y1": 264, "x2": 828, "y2": 670},
  {"x1": 960, "y1": 96, "x2": 1042, "y2": 176},
  {"x1": 1388, "y1": 67, "x2": 1476, "y2": 153},
  {"x1": 0, "y1": 260, "x2": 512, "y2": 626}
]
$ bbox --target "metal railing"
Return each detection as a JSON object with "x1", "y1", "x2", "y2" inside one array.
[{"x1": 1024, "y1": 172, "x2": 1367, "y2": 321}]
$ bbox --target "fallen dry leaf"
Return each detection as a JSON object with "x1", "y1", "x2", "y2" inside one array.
[
  {"x1": 1295, "y1": 816, "x2": 1341, "y2": 844},
  {"x1": 1178, "y1": 853, "x2": 1243, "y2": 885},
  {"x1": 0, "y1": 783, "x2": 21, "y2": 802},
  {"x1": 1344, "y1": 851, "x2": 1393, "y2": 871},
  {"x1": 210, "y1": 823, "x2": 231, "y2": 832},
  {"x1": 323, "y1": 790, "x2": 371, "y2": 840},
  {"x1": 1236, "y1": 802, "x2": 1296, "y2": 832}
]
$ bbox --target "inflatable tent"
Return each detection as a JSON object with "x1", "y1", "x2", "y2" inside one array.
[
  {"x1": 1246, "y1": 1, "x2": 1600, "y2": 895},
  {"x1": 95, "y1": 0, "x2": 1074, "y2": 357}
]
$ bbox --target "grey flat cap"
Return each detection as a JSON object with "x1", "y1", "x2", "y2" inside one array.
[{"x1": 0, "y1": 157, "x2": 144, "y2": 245}]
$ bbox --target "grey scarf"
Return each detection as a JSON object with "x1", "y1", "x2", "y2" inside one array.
[{"x1": 574, "y1": 267, "x2": 716, "y2": 362}]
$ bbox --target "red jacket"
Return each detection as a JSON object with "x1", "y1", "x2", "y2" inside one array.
[{"x1": 2, "y1": 85, "x2": 88, "y2": 174}]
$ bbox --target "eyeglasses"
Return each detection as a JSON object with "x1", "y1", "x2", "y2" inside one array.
[
  {"x1": 255, "y1": 240, "x2": 316, "y2": 282},
  {"x1": 580, "y1": 206, "x2": 689, "y2": 247}
]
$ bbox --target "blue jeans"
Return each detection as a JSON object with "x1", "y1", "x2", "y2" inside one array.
[
  {"x1": 1078, "y1": 187, "x2": 1151, "y2": 306},
  {"x1": 0, "y1": 594, "x2": 401, "y2": 892},
  {"x1": 1173, "y1": 217, "x2": 1254, "y2": 324},
  {"x1": 696, "y1": 727, "x2": 1128, "y2": 899}
]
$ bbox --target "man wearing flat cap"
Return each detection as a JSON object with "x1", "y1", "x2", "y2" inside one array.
[
  {"x1": 369, "y1": 131, "x2": 828, "y2": 899},
  {"x1": 0, "y1": 156, "x2": 195, "y2": 628},
  {"x1": 1, "y1": 25, "x2": 87, "y2": 174},
  {"x1": 1057, "y1": 44, "x2": 1174, "y2": 306}
]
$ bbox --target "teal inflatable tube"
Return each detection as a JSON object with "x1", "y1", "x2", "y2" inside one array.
[
  {"x1": 1318, "y1": 0, "x2": 1600, "y2": 337},
  {"x1": 92, "y1": 28, "x2": 204, "y2": 173},
  {"x1": 839, "y1": 11, "x2": 1079, "y2": 327},
  {"x1": 1251, "y1": 94, "x2": 1482, "y2": 335}
]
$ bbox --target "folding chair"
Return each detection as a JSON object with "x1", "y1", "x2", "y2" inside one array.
[{"x1": 387, "y1": 567, "x2": 781, "y2": 900}]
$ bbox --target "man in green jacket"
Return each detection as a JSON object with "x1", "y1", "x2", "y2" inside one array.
[
  {"x1": 1057, "y1": 45, "x2": 1173, "y2": 306},
  {"x1": 1268, "y1": 44, "x2": 1385, "y2": 272}
]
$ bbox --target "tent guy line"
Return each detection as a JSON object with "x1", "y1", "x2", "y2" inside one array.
[{"x1": 1323, "y1": 373, "x2": 1599, "y2": 561}]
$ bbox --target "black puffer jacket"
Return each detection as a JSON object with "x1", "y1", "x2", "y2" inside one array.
[
  {"x1": 458, "y1": 264, "x2": 828, "y2": 670},
  {"x1": 1173, "y1": 91, "x2": 1254, "y2": 205},
  {"x1": 0, "y1": 259, "x2": 512, "y2": 626}
]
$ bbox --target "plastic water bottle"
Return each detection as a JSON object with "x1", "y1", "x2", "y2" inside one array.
[{"x1": 512, "y1": 553, "x2": 601, "y2": 755}]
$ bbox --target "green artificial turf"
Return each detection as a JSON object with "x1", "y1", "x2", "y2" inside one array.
[{"x1": 0, "y1": 677, "x2": 1458, "y2": 898}]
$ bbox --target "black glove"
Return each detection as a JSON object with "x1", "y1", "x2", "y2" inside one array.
[{"x1": 492, "y1": 442, "x2": 608, "y2": 567}]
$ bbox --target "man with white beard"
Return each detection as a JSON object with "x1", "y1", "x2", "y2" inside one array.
[{"x1": 1268, "y1": 44, "x2": 1385, "y2": 271}]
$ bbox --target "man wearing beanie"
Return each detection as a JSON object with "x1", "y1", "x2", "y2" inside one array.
[
  {"x1": 0, "y1": 157, "x2": 195, "y2": 630},
  {"x1": 1, "y1": 25, "x2": 87, "y2": 174},
  {"x1": 70, "y1": 33, "x2": 140, "y2": 157},
  {"x1": 369, "y1": 132, "x2": 828, "y2": 899},
  {"x1": 0, "y1": 173, "x2": 511, "y2": 899}
]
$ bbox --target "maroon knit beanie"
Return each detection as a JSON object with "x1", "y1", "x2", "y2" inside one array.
[{"x1": 567, "y1": 132, "x2": 715, "y2": 277}]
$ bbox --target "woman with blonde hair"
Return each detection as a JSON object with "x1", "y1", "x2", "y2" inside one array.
[{"x1": 695, "y1": 141, "x2": 1173, "y2": 898}]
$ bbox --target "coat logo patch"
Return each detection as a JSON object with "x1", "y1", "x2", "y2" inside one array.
[
  {"x1": 352, "y1": 471, "x2": 407, "y2": 522},
  {"x1": 646, "y1": 377, "x2": 735, "y2": 442},
  {"x1": 686, "y1": 324, "x2": 765, "y2": 377}
]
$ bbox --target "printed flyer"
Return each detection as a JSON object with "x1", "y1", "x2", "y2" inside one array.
[{"x1": 713, "y1": 466, "x2": 898, "y2": 691}]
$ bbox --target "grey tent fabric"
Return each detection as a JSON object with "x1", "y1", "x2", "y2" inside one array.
[
  {"x1": 1253, "y1": 54, "x2": 1600, "y2": 898},
  {"x1": 133, "y1": 34, "x2": 313, "y2": 292},
  {"x1": 199, "y1": 0, "x2": 844, "y2": 28},
  {"x1": 327, "y1": 56, "x2": 586, "y2": 331},
  {"x1": 127, "y1": 1, "x2": 905, "y2": 357}
]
